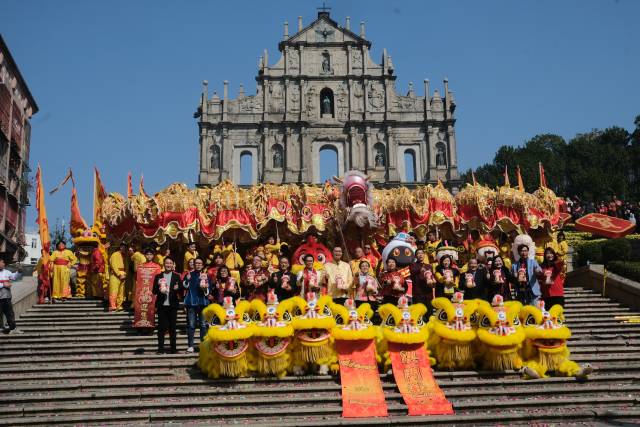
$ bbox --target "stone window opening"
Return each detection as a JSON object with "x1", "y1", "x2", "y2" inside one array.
[
  {"x1": 210, "y1": 145, "x2": 221, "y2": 170},
  {"x1": 318, "y1": 145, "x2": 338, "y2": 183},
  {"x1": 404, "y1": 149, "x2": 417, "y2": 182},
  {"x1": 272, "y1": 144, "x2": 284, "y2": 169},
  {"x1": 436, "y1": 142, "x2": 447, "y2": 167},
  {"x1": 239, "y1": 151, "x2": 254, "y2": 186},
  {"x1": 320, "y1": 88, "x2": 334, "y2": 117}
]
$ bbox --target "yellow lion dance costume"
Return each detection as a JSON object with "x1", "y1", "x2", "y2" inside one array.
[
  {"x1": 289, "y1": 292, "x2": 337, "y2": 375},
  {"x1": 428, "y1": 292, "x2": 479, "y2": 370},
  {"x1": 519, "y1": 301, "x2": 592, "y2": 379},
  {"x1": 248, "y1": 290, "x2": 294, "y2": 378},
  {"x1": 377, "y1": 296, "x2": 429, "y2": 373},
  {"x1": 329, "y1": 299, "x2": 381, "y2": 370},
  {"x1": 476, "y1": 295, "x2": 525, "y2": 371},
  {"x1": 199, "y1": 297, "x2": 254, "y2": 379}
]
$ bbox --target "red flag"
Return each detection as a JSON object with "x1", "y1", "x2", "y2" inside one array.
[
  {"x1": 503, "y1": 165, "x2": 510, "y2": 187},
  {"x1": 127, "y1": 172, "x2": 133, "y2": 198},
  {"x1": 93, "y1": 167, "x2": 107, "y2": 227},
  {"x1": 70, "y1": 186, "x2": 88, "y2": 236},
  {"x1": 539, "y1": 162, "x2": 548, "y2": 188},
  {"x1": 49, "y1": 168, "x2": 74, "y2": 195},
  {"x1": 516, "y1": 166, "x2": 525, "y2": 191},
  {"x1": 35, "y1": 165, "x2": 52, "y2": 302}
]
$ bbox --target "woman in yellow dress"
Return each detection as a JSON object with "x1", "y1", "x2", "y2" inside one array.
[{"x1": 50, "y1": 241, "x2": 78, "y2": 301}]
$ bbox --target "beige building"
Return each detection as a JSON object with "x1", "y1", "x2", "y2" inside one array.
[{"x1": 196, "y1": 11, "x2": 459, "y2": 189}]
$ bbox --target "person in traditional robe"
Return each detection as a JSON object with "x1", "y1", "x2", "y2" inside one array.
[
  {"x1": 87, "y1": 246, "x2": 105, "y2": 299},
  {"x1": 349, "y1": 247, "x2": 366, "y2": 275},
  {"x1": 183, "y1": 242, "x2": 199, "y2": 274},
  {"x1": 323, "y1": 246, "x2": 353, "y2": 306},
  {"x1": 133, "y1": 248, "x2": 161, "y2": 331},
  {"x1": 241, "y1": 255, "x2": 271, "y2": 302},
  {"x1": 425, "y1": 231, "x2": 441, "y2": 265},
  {"x1": 128, "y1": 246, "x2": 146, "y2": 306},
  {"x1": 154, "y1": 246, "x2": 171, "y2": 267},
  {"x1": 35, "y1": 250, "x2": 51, "y2": 303},
  {"x1": 108, "y1": 243, "x2": 129, "y2": 312},
  {"x1": 50, "y1": 241, "x2": 78, "y2": 302}
]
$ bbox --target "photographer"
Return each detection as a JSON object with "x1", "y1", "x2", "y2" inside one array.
[{"x1": 0, "y1": 258, "x2": 23, "y2": 334}]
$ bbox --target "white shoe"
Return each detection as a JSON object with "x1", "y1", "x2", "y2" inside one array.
[
  {"x1": 186, "y1": 347, "x2": 195, "y2": 353},
  {"x1": 9, "y1": 329, "x2": 24, "y2": 335}
]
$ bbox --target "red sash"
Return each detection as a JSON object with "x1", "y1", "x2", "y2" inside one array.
[{"x1": 54, "y1": 259, "x2": 69, "y2": 266}]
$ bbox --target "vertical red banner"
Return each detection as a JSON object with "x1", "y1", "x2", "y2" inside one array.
[
  {"x1": 388, "y1": 342, "x2": 454, "y2": 416},
  {"x1": 335, "y1": 339, "x2": 388, "y2": 418},
  {"x1": 133, "y1": 264, "x2": 160, "y2": 328}
]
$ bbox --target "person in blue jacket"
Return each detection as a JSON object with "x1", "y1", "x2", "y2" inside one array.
[
  {"x1": 182, "y1": 257, "x2": 213, "y2": 353},
  {"x1": 510, "y1": 244, "x2": 542, "y2": 306}
]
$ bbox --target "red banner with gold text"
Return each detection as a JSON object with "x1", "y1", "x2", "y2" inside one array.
[
  {"x1": 388, "y1": 342, "x2": 454, "y2": 416},
  {"x1": 133, "y1": 263, "x2": 161, "y2": 328},
  {"x1": 335, "y1": 339, "x2": 388, "y2": 418}
]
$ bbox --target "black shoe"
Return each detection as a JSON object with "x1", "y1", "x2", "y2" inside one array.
[
  {"x1": 156, "y1": 348, "x2": 165, "y2": 355},
  {"x1": 168, "y1": 349, "x2": 177, "y2": 354}
]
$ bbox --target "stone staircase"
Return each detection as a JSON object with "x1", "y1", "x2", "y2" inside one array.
[{"x1": 1, "y1": 286, "x2": 640, "y2": 426}]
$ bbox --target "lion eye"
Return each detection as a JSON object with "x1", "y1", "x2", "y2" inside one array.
[
  {"x1": 385, "y1": 315, "x2": 396, "y2": 327},
  {"x1": 335, "y1": 314, "x2": 344, "y2": 325},
  {"x1": 480, "y1": 316, "x2": 490, "y2": 328},
  {"x1": 470, "y1": 313, "x2": 478, "y2": 325},
  {"x1": 242, "y1": 313, "x2": 251, "y2": 323},
  {"x1": 252, "y1": 311, "x2": 261, "y2": 322},
  {"x1": 525, "y1": 315, "x2": 536, "y2": 326},
  {"x1": 512, "y1": 317, "x2": 520, "y2": 326},
  {"x1": 323, "y1": 306, "x2": 332, "y2": 316},
  {"x1": 283, "y1": 311, "x2": 292, "y2": 322},
  {"x1": 293, "y1": 307, "x2": 302, "y2": 316},
  {"x1": 437, "y1": 309, "x2": 448, "y2": 322},
  {"x1": 210, "y1": 315, "x2": 221, "y2": 326}
]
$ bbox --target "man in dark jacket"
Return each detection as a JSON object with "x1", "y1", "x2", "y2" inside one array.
[
  {"x1": 152, "y1": 257, "x2": 181, "y2": 354},
  {"x1": 409, "y1": 249, "x2": 435, "y2": 313},
  {"x1": 460, "y1": 258, "x2": 488, "y2": 301},
  {"x1": 269, "y1": 256, "x2": 298, "y2": 301}
]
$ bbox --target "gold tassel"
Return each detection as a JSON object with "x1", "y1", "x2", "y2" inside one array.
[
  {"x1": 482, "y1": 350, "x2": 522, "y2": 371},
  {"x1": 298, "y1": 342, "x2": 332, "y2": 364},
  {"x1": 256, "y1": 355, "x2": 289, "y2": 377},
  {"x1": 218, "y1": 354, "x2": 249, "y2": 378},
  {"x1": 537, "y1": 350, "x2": 568, "y2": 372},
  {"x1": 435, "y1": 341, "x2": 475, "y2": 370}
]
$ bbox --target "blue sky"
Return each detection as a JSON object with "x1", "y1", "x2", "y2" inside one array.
[{"x1": 2, "y1": 0, "x2": 639, "y2": 231}]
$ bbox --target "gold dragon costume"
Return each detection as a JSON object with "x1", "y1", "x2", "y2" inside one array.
[
  {"x1": 289, "y1": 292, "x2": 337, "y2": 375},
  {"x1": 428, "y1": 292, "x2": 479, "y2": 370},
  {"x1": 475, "y1": 295, "x2": 525, "y2": 371},
  {"x1": 199, "y1": 297, "x2": 254, "y2": 378},
  {"x1": 519, "y1": 301, "x2": 592, "y2": 379},
  {"x1": 377, "y1": 296, "x2": 429, "y2": 373},
  {"x1": 71, "y1": 229, "x2": 100, "y2": 298},
  {"x1": 248, "y1": 290, "x2": 294, "y2": 378}
]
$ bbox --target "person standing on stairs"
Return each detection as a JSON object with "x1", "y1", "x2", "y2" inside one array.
[
  {"x1": 153, "y1": 256, "x2": 181, "y2": 354},
  {"x1": 182, "y1": 257, "x2": 213, "y2": 353},
  {"x1": 0, "y1": 258, "x2": 23, "y2": 334}
]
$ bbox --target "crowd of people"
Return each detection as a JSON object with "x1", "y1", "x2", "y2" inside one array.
[
  {"x1": 26, "y1": 228, "x2": 569, "y2": 353},
  {"x1": 566, "y1": 195, "x2": 638, "y2": 223}
]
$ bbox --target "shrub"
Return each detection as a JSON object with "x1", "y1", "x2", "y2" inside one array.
[
  {"x1": 601, "y1": 238, "x2": 632, "y2": 265},
  {"x1": 575, "y1": 240, "x2": 603, "y2": 266},
  {"x1": 607, "y1": 261, "x2": 640, "y2": 282}
]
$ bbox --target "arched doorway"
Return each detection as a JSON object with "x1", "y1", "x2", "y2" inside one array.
[
  {"x1": 404, "y1": 149, "x2": 417, "y2": 182},
  {"x1": 319, "y1": 145, "x2": 338, "y2": 183},
  {"x1": 319, "y1": 88, "x2": 334, "y2": 117},
  {"x1": 240, "y1": 151, "x2": 254, "y2": 185}
]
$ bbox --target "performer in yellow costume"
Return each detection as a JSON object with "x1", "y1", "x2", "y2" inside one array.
[
  {"x1": 108, "y1": 243, "x2": 129, "y2": 311},
  {"x1": 50, "y1": 241, "x2": 78, "y2": 301},
  {"x1": 183, "y1": 242, "x2": 199, "y2": 273}
]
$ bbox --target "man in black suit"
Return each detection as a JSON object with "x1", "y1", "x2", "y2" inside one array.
[
  {"x1": 269, "y1": 256, "x2": 298, "y2": 301},
  {"x1": 152, "y1": 257, "x2": 181, "y2": 354}
]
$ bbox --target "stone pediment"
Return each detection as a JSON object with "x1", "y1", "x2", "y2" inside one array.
[{"x1": 280, "y1": 13, "x2": 370, "y2": 49}]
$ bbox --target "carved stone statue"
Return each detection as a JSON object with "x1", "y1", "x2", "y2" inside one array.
[
  {"x1": 321, "y1": 53, "x2": 331, "y2": 73},
  {"x1": 322, "y1": 94, "x2": 332, "y2": 115},
  {"x1": 273, "y1": 147, "x2": 283, "y2": 168},
  {"x1": 211, "y1": 145, "x2": 221, "y2": 169},
  {"x1": 375, "y1": 146, "x2": 385, "y2": 167},
  {"x1": 436, "y1": 143, "x2": 447, "y2": 167}
]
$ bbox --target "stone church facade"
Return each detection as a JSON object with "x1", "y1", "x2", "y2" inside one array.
[{"x1": 196, "y1": 11, "x2": 459, "y2": 188}]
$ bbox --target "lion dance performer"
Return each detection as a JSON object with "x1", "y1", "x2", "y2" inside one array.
[
  {"x1": 249, "y1": 289, "x2": 294, "y2": 377},
  {"x1": 290, "y1": 292, "x2": 337, "y2": 375},
  {"x1": 199, "y1": 297, "x2": 253, "y2": 378},
  {"x1": 519, "y1": 301, "x2": 592, "y2": 379}
]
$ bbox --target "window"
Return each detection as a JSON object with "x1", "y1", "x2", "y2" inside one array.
[
  {"x1": 319, "y1": 88, "x2": 334, "y2": 117},
  {"x1": 239, "y1": 151, "x2": 253, "y2": 185},
  {"x1": 436, "y1": 142, "x2": 447, "y2": 167},
  {"x1": 210, "y1": 145, "x2": 221, "y2": 170},
  {"x1": 404, "y1": 150, "x2": 417, "y2": 182},
  {"x1": 31, "y1": 238, "x2": 37, "y2": 248},
  {"x1": 272, "y1": 144, "x2": 284, "y2": 169},
  {"x1": 319, "y1": 145, "x2": 338, "y2": 183}
]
